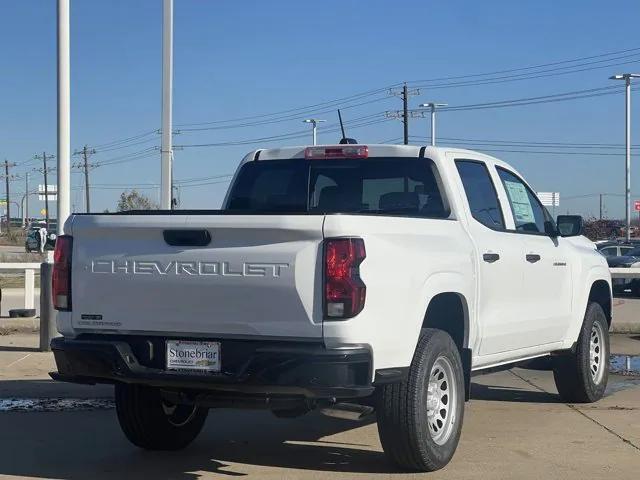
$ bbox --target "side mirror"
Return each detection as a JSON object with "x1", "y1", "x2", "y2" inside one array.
[{"x1": 556, "y1": 215, "x2": 583, "y2": 237}]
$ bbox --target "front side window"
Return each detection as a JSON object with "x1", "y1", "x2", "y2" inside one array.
[
  {"x1": 456, "y1": 160, "x2": 505, "y2": 230},
  {"x1": 497, "y1": 168, "x2": 553, "y2": 234}
]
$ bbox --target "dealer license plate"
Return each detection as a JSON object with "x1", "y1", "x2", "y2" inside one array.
[{"x1": 166, "y1": 340, "x2": 221, "y2": 373}]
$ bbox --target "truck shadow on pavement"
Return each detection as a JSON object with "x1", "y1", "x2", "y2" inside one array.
[
  {"x1": 0, "y1": 345, "x2": 40, "y2": 353},
  {"x1": 470, "y1": 382, "x2": 561, "y2": 403},
  {"x1": 0, "y1": 383, "x2": 397, "y2": 478},
  {"x1": 4, "y1": 372, "x2": 635, "y2": 478}
]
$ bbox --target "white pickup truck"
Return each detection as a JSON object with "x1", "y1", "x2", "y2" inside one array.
[{"x1": 51, "y1": 144, "x2": 611, "y2": 472}]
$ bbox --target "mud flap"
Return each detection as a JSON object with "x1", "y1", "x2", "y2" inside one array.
[{"x1": 462, "y1": 348, "x2": 472, "y2": 401}]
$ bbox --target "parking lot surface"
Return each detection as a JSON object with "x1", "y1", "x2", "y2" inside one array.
[{"x1": 1, "y1": 332, "x2": 639, "y2": 479}]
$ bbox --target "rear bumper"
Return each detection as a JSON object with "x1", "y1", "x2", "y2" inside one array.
[{"x1": 51, "y1": 335, "x2": 374, "y2": 400}]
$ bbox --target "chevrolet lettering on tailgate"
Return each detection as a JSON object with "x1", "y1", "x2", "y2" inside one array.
[{"x1": 91, "y1": 259, "x2": 290, "y2": 277}]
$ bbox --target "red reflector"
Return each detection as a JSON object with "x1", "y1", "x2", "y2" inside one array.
[
  {"x1": 324, "y1": 238, "x2": 366, "y2": 319},
  {"x1": 53, "y1": 235, "x2": 73, "y2": 311},
  {"x1": 305, "y1": 145, "x2": 368, "y2": 159}
]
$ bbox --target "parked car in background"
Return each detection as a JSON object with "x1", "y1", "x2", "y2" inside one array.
[
  {"x1": 597, "y1": 241, "x2": 635, "y2": 258},
  {"x1": 24, "y1": 228, "x2": 40, "y2": 253},
  {"x1": 24, "y1": 226, "x2": 57, "y2": 253},
  {"x1": 603, "y1": 245, "x2": 640, "y2": 295}
]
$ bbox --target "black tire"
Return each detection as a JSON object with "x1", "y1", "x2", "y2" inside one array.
[
  {"x1": 377, "y1": 329, "x2": 465, "y2": 472},
  {"x1": 553, "y1": 302, "x2": 609, "y2": 403},
  {"x1": 115, "y1": 383, "x2": 208, "y2": 450},
  {"x1": 632, "y1": 280, "x2": 640, "y2": 298}
]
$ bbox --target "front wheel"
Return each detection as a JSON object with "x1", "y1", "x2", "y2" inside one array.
[
  {"x1": 377, "y1": 329, "x2": 465, "y2": 472},
  {"x1": 553, "y1": 302, "x2": 609, "y2": 403},
  {"x1": 115, "y1": 384, "x2": 208, "y2": 450}
]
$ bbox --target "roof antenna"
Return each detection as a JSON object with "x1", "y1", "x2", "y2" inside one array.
[{"x1": 337, "y1": 109, "x2": 357, "y2": 144}]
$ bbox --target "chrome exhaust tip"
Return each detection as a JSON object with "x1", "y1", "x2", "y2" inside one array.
[{"x1": 320, "y1": 402, "x2": 374, "y2": 421}]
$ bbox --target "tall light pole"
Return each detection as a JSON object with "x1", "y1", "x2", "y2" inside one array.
[
  {"x1": 57, "y1": 0, "x2": 71, "y2": 234},
  {"x1": 419, "y1": 102, "x2": 447, "y2": 146},
  {"x1": 160, "y1": 0, "x2": 174, "y2": 209},
  {"x1": 610, "y1": 73, "x2": 640, "y2": 241},
  {"x1": 303, "y1": 119, "x2": 325, "y2": 145}
]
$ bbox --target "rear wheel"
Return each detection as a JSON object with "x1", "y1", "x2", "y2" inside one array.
[
  {"x1": 115, "y1": 384, "x2": 208, "y2": 450},
  {"x1": 553, "y1": 302, "x2": 609, "y2": 403},
  {"x1": 377, "y1": 329, "x2": 465, "y2": 472}
]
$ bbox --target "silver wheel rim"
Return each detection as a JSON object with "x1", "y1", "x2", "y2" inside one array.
[
  {"x1": 426, "y1": 356, "x2": 457, "y2": 445},
  {"x1": 162, "y1": 402, "x2": 198, "y2": 427},
  {"x1": 589, "y1": 322, "x2": 606, "y2": 384}
]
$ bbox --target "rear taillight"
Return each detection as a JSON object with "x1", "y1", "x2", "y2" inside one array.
[
  {"x1": 324, "y1": 238, "x2": 366, "y2": 319},
  {"x1": 53, "y1": 235, "x2": 73, "y2": 311}
]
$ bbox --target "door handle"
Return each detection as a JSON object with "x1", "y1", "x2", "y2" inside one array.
[
  {"x1": 163, "y1": 229, "x2": 211, "y2": 247},
  {"x1": 526, "y1": 254, "x2": 541, "y2": 263},
  {"x1": 482, "y1": 253, "x2": 500, "y2": 263}
]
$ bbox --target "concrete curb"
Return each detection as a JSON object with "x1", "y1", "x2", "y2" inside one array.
[
  {"x1": 0, "y1": 317, "x2": 40, "y2": 335},
  {"x1": 611, "y1": 323, "x2": 640, "y2": 334}
]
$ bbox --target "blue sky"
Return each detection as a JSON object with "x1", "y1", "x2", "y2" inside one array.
[{"x1": 1, "y1": 0, "x2": 640, "y2": 218}]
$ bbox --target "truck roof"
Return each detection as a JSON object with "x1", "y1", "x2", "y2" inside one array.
[{"x1": 242, "y1": 144, "x2": 508, "y2": 168}]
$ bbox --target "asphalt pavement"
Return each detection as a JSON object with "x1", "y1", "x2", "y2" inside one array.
[{"x1": 0, "y1": 332, "x2": 638, "y2": 479}]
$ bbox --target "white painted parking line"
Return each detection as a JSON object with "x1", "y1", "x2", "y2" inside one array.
[{"x1": 3, "y1": 354, "x2": 31, "y2": 370}]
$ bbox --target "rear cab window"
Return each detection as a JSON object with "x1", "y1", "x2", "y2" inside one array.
[{"x1": 226, "y1": 157, "x2": 450, "y2": 218}]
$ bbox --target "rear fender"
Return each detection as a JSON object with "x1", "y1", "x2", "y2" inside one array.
[{"x1": 405, "y1": 271, "x2": 474, "y2": 365}]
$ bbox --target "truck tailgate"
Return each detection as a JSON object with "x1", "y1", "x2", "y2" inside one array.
[{"x1": 69, "y1": 214, "x2": 325, "y2": 339}]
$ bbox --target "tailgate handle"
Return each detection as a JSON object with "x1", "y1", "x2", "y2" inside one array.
[{"x1": 163, "y1": 229, "x2": 211, "y2": 247}]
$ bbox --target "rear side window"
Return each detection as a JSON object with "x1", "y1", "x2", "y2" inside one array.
[
  {"x1": 226, "y1": 158, "x2": 449, "y2": 218},
  {"x1": 456, "y1": 160, "x2": 505, "y2": 229},
  {"x1": 226, "y1": 160, "x2": 308, "y2": 212}
]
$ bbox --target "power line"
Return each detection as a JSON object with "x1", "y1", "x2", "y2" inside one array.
[
  {"x1": 174, "y1": 85, "x2": 400, "y2": 128},
  {"x1": 408, "y1": 46, "x2": 640, "y2": 84},
  {"x1": 91, "y1": 129, "x2": 158, "y2": 150},
  {"x1": 439, "y1": 85, "x2": 633, "y2": 112},
  {"x1": 409, "y1": 54, "x2": 640, "y2": 89},
  {"x1": 174, "y1": 115, "x2": 392, "y2": 148}
]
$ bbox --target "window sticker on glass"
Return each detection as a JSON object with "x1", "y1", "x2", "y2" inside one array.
[{"x1": 504, "y1": 180, "x2": 535, "y2": 224}]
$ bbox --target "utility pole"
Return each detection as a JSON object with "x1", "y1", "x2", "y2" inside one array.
[
  {"x1": 302, "y1": 119, "x2": 326, "y2": 145},
  {"x1": 402, "y1": 83, "x2": 409, "y2": 145},
  {"x1": 3, "y1": 160, "x2": 11, "y2": 234},
  {"x1": 160, "y1": 0, "x2": 174, "y2": 209},
  {"x1": 73, "y1": 145, "x2": 96, "y2": 212},
  {"x1": 599, "y1": 193, "x2": 603, "y2": 220},
  {"x1": 34, "y1": 152, "x2": 55, "y2": 230},
  {"x1": 25, "y1": 172, "x2": 29, "y2": 227},
  {"x1": 388, "y1": 83, "x2": 420, "y2": 145},
  {"x1": 57, "y1": 0, "x2": 71, "y2": 235},
  {"x1": 419, "y1": 102, "x2": 448, "y2": 146},
  {"x1": 610, "y1": 73, "x2": 640, "y2": 241}
]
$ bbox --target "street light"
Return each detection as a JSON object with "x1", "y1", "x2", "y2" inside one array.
[
  {"x1": 303, "y1": 119, "x2": 326, "y2": 146},
  {"x1": 419, "y1": 102, "x2": 447, "y2": 146},
  {"x1": 610, "y1": 73, "x2": 640, "y2": 241}
]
